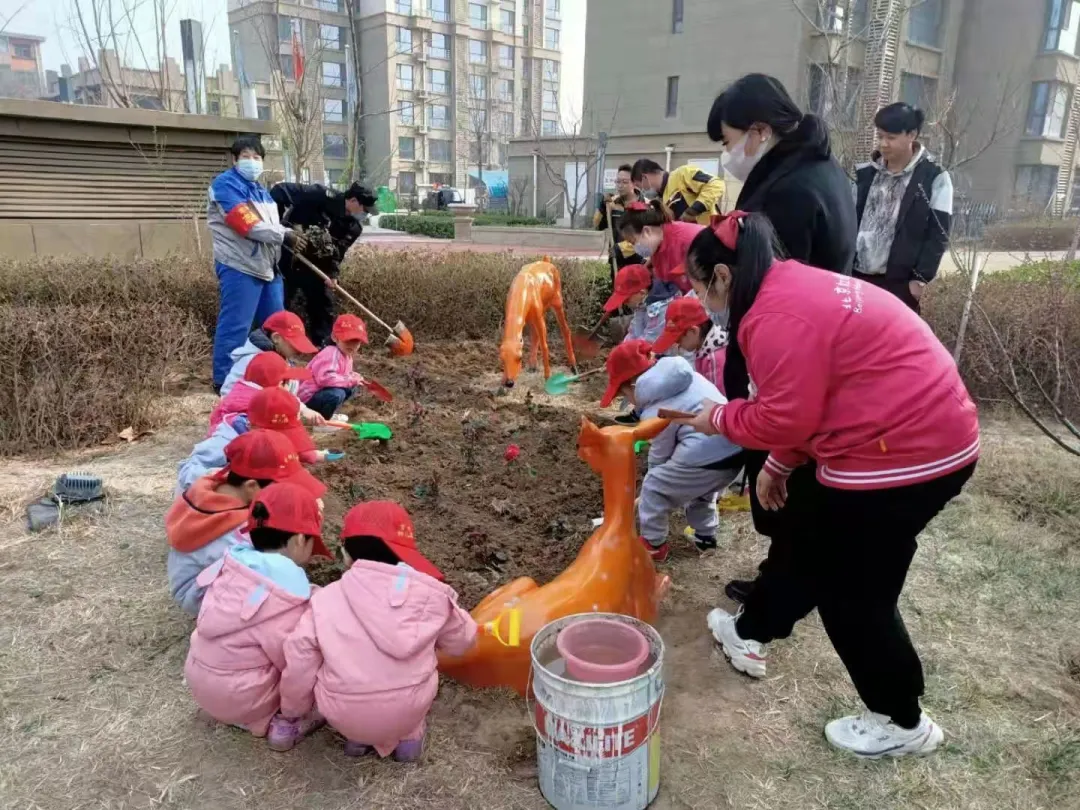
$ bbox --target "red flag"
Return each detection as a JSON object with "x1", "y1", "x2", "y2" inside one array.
[{"x1": 291, "y1": 28, "x2": 305, "y2": 82}]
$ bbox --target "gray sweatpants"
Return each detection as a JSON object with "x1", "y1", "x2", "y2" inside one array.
[{"x1": 638, "y1": 461, "x2": 741, "y2": 546}]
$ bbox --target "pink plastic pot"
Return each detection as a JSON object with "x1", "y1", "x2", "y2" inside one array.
[{"x1": 556, "y1": 618, "x2": 650, "y2": 684}]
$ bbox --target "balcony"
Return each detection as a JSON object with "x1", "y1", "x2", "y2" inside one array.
[{"x1": 410, "y1": 14, "x2": 432, "y2": 30}]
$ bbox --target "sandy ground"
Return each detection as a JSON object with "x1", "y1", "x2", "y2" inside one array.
[{"x1": 1, "y1": 365, "x2": 1079, "y2": 809}]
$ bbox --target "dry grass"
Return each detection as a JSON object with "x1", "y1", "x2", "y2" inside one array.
[{"x1": 1, "y1": 395, "x2": 1078, "y2": 809}]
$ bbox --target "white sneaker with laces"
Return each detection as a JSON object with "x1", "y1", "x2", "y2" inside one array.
[
  {"x1": 706, "y1": 608, "x2": 766, "y2": 679},
  {"x1": 825, "y1": 710, "x2": 944, "y2": 759}
]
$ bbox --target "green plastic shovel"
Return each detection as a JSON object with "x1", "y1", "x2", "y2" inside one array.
[
  {"x1": 327, "y1": 421, "x2": 393, "y2": 440},
  {"x1": 544, "y1": 367, "x2": 605, "y2": 396}
]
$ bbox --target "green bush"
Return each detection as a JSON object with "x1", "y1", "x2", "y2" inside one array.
[
  {"x1": 378, "y1": 215, "x2": 454, "y2": 239},
  {"x1": 984, "y1": 219, "x2": 1079, "y2": 251}
]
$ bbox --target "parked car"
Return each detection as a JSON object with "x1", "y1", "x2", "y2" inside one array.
[{"x1": 423, "y1": 187, "x2": 465, "y2": 210}]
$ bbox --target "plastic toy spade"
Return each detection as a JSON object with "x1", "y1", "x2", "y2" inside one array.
[
  {"x1": 545, "y1": 367, "x2": 605, "y2": 396},
  {"x1": 359, "y1": 378, "x2": 393, "y2": 402},
  {"x1": 325, "y1": 422, "x2": 394, "y2": 441},
  {"x1": 484, "y1": 608, "x2": 522, "y2": 647}
]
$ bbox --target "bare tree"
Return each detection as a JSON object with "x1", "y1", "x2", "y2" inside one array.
[
  {"x1": 508, "y1": 175, "x2": 532, "y2": 216},
  {"x1": 0, "y1": 1, "x2": 32, "y2": 35}
]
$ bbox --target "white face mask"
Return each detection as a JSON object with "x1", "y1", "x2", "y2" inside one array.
[
  {"x1": 235, "y1": 157, "x2": 264, "y2": 182},
  {"x1": 721, "y1": 132, "x2": 769, "y2": 182}
]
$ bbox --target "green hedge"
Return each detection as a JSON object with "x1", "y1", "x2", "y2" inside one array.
[{"x1": 377, "y1": 215, "x2": 454, "y2": 238}]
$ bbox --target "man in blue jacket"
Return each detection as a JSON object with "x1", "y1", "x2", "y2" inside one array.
[{"x1": 208, "y1": 136, "x2": 306, "y2": 392}]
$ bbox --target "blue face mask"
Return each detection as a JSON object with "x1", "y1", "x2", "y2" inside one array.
[
  {"x1": 235, "y1": 158, "x2": 264, "y2": 182},
  {"x1": 635, "y1": 242, "x2": 653, "y2": 259}
]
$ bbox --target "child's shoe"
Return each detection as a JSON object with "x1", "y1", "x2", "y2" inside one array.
[
  {"x1": 683, "y1": 526, "x2": 717, "y2": 552},
  {"x1": 640, "y1": 537, "x2": 670, "y2": 562},
  {"x1": 267, "y1": 710, "x2": 325, "y2": 751},
  {"x1": 393, "y1": 736, "x2": 425, "y2": 762},
  {"x1": 614, "y1": 410, "x2": 640, "y2": 425},
  {"x1": 344, "y1": 740, "x2": 374, "y2": 757}
]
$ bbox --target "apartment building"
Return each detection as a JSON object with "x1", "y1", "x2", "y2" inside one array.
[
  {"x1": 583, "y1": 0, "x2": 1080, "y2": 214},
  {"x1": 229, "y1": 0, "x2": 562, "y2": 199},
  {"x1": 54, "y1": 51, "x2": 187, "y2": 111},
  {"x1": 0, "y1": 33, "x2": 46, "y2": 100}
]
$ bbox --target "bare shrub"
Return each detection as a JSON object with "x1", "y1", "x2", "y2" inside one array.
[
  {"x1": 0, "y1": 303, "x2": 209, "y2": 455},
  {"x1": 984, "y1": 219, "x2": 1080, "y2": 252}
]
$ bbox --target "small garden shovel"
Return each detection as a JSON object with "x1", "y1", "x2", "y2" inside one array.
[
  {"x1": 325, "y1": 421, "x2": 394, "y2": 440},
  {"x1": 544, "y1": 367, "x2": 605, "y2": 396}
]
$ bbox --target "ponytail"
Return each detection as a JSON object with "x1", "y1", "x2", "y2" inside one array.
[{"x1": 619, "y1": 198, "x2": 672, "y2": 238}]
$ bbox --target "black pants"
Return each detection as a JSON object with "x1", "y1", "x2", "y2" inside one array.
[
  {"x1": 281, "y1": 259, "x2": 337, "y2": 348},
  {"x1": 854, "y1": 272, "x2": 921, "y2": 314},
  {"x1": 737, "y1": 463, "x2": 975, "y2": 728},
  {"x1": 741, "y1": 450, "x2": 818, "y2": 577}
]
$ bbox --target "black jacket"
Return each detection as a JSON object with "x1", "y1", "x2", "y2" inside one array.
[
  {"x1": 854, "y1": 151, "x2": 951, "y2": 283},
  {"x1": 270, "y1": 183, "x2": 362, "y2": 276}
]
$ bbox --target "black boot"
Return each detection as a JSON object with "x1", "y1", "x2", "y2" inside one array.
[{"x1": 614, "y1": 409, "x2": 640, "y2": 425}]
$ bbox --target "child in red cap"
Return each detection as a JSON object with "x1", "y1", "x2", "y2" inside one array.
[
  {"x1": 220, "y1": 311, "x2": 319, "y2": 397},
  {"x1": 652, "y1": 296, "x2": 730, "y2": 395},
  {"x1": 209, "y1": 352, "x2": 313, "y2": 435},
  {"x1": 297, "y1": 313, "x2": 371, "y2": 420},
  {"x1": 185, "y1": 482, "x2": 331, "y2": 744},
  {"x1": 280, "y1": 501, "x2": 477, "y2": 760},
  {"x1": 601, "y1": 340, "x2": 742, "y2": 561},
  {"x1": 166, "y1": 429, "x2": 327, "y2": 616}
]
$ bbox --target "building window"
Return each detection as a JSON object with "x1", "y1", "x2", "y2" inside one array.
[
  {"x1": 471, "y1": 108, "x2": 488, "y2": 129},
  {"x1": 470, "y1": 74, "x2": 487, "y2": 100},
  {"x1": 430, "y1": 0, "x2": 449, "y2": 22},
  {"x1": 547, "y1": 0, "x2": 561, "y2": 20},
  {"x1": 542, "y1": 118, "x2": 559, "y2": 136},
  {"x1": 1014, "y1": 165, "x2": 1058, "y2": 209},
  {"x1": 497, "y1": 78, "x2": 514, "y2": 102},
  {"x1": 396, "y1": 27, "x2": 412, "y2": 54},
  {"x1": 1044, "y1": 0, "x2": 1080, "y2": 53},
  {"x1": 279, "y1": 54, "x2": 296, "y2": 80},
  {"x1": 278, "y1": 16, "x2": 298, "y2": 42},
  {"x1": 323, "y1": 133, "x2": 347, "y2": 158},
  {"x1": 819, "y1": 0, "x2": 869, "y2": 34},
  {"x1": 399, "y1": 171, "x2": 417, "y2": 193},
  {"x1": 430, "y1": 172, "x2": 453, "y2": 187},
  {"x1": 397, "y1": 63, "x2": 414, "y2": 90},
  {"x1": 399, "y1": 136, "x2": 416, "y2": 159},
  {"x1": 543, "y1": 59, "x2": 559, "y2": 81},
  {"x1": 399, "y1": 100, "x2": 415, "y2": 125},
  {"x1": 316, "y1": 0, "x2": 342, "y2": 11},
  {"x1": 809, "y1": 64, "x2": 862, "y2": 128},
  {"x1": 319, "y1": 24, "x2": 342, "y2": 50},
  {"x1": 499, "y1": 111, "x2": 514, "y2": 134},
  {"x1": 665, "y1": 76, "x2": 679, "y2": 118},
  {"x1": 394, "y1": 0, "x2": 412, "y2": 13},
  {"x1": 13, "y1": 43, "x2": 33, "y2": 59},
  {"x1": 1026, "y1": 81, "x2": 1071, "y2": 138},
  {"x1": 428, "y1": 104, "x2": 450, "y2": 129},
  {"x1": 429, "y1": 32, "x2": 449, "y2": 60},
  {"x1": 257, "y1": 103, "x2": 272, "y2": 120},
  {"x1": 322, "y1": 61, "x2": 343, "y2": 87},
  {"x1": 542, "y1": 86, "x2": 558, "y2": 112},
  {"x1": 544, "y1": 26, "x2": 560, "y2": 50},
  {"x1": 323, "y1": 98, "x2": 345, "y2": 123},
  {"x1": 498, "y1": 44, "x2": 514, "y2": 68},
  {"x1": 907, "y1": 0, "x2": 943, "y2": 48},
  {"x1": 469, "y1": 2, "x2": 488, "y2": 28},
  {"x1": 899, "y1": 72, "x2": 938, "y2": 114},
  {"x1": 469, "y1": 39, "x2": 488, "y2": 64},
  {"x1": 672, "y1": 0, "x2": 684, "y2": 34},
  {"x1": 208, "y1": 99, "x2": 221, "y2": 115},
  {"x1": 430, "y1": 139, "x2": 452, "y2": 162},
  {"x1": 428, "y1": 68, "x2": 449, "y2": 95},
  {"x1": 326, "y1": 168, "x2": 344, "y2": 186},
  {"x1": 501, "y1": 9, "x2": 515, "y2": 33}
]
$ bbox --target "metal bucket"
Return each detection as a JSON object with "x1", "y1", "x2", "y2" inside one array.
[{"x1": 531, "y1": 613, "x2": 665, "y2": 810}]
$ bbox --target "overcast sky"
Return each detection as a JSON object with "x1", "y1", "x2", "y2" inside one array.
[{"x1": 4, "y1": 0, "x2": 586, "y2": 127}]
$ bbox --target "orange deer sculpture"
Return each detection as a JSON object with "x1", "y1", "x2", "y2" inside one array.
[
  {"x1": 499, "y1": 258, "x2": 577, "y2": 387},
  {"x1": 439, "y1": 416, "x2": 672, "y2": 695}
]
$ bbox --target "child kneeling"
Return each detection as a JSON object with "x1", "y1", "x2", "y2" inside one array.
[
  {"x1": 298, "y1": 314, "x2": 369, "y2": 420},
  {"x1": 280, "y1": 501, "x2": 477, "y2": 760},
  {"x1": 184, "y1": 482, "x2": 331, "y2": 742},
  {"x1": 601, "y1": 340, "x2": 743, "y2": 561}
]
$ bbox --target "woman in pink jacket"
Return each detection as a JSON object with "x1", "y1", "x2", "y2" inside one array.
[
  {"x1": 674, "y1": 212, "x2": 979, "y2": 760},
  {"x1": 280, "y1": 501, "x2": 477, "y2": 761},
  {"x1": 184, "y1": 482, "x2": 331, "y2": 747},
  {"x1": 619, "y1": 199, "x2": 702, "y2": 295}
]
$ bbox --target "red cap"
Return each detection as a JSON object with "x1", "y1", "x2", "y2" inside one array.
[
  {"x1": 244, "y1": 351, "x2": 313, "y2": 388},
  {"x1": 342, "y1": 501, "x2": 444, "y2": 581},
  {"x1": 262, "y1": 311, "x2": 319, "y2": 355},
  {"x1": 246, "y1": 481, "x2": 333, "y2": 560},
  {"x1": 332, "y1": 313, "x2": 369, "y2": 344},
  {"x1": 220, "y1": 429, "x2": 326, "y2": 498},
  {"x1": 652, "y1": 296, "x2": 711, "y2": 354},
  {"x1": 600, "y1": 339, "x2": 656, "y2": 408},
  {"x1": 248, "y1": 387, "x2": 316, "y2": 454},
  {"x1": 603, "y1": 264, "x2": 652, "y2": 313}
]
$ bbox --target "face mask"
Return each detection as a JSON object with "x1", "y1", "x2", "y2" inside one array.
[
  {"x1": 642, "y1": 189, "x2": 659, "y2": 200},
  {"x1": 721, "y1": 132, "x2": 769, "y2": 182},
  {"x1": 235, "y1": 158, "x2": 264, "y2": 182},
  {"x1": 635, "y1": 241, "x2": 653, "y2": 259}
]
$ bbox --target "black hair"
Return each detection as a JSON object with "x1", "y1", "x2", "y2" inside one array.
[
  {"x1": 685, "y1": 213, "x2": 782, "y2": 343},
  {"x1": 618, "y1": 198, "x2": 672, "y2": 238},
  {"x1": 874, "y1": 102, "x2": 925, "y2": 135},
  {"x1": 225, "y1": 471, "x2": 275, "y2": 489},
  {"x1": 248, "y1": 502, "x2": 297, "y2": 551},
  {"x1": 345, "y1": 181, "x2": 377, "y2": 206},
  {"x1": 617, "y1": 163, "x2": 633, "y2": 175},
  {"x1": 630, "y1": 158, "x2": 664, "y2": 182},
  {"x1": 707, "y1": 74, "x2": 804, "y2": 142},
  {"x1": 343, "y1": 534, "x2": 401, "y2": 566},
  {"x1": 230, "y1": 135, "x2": 266, "y2": 159}
]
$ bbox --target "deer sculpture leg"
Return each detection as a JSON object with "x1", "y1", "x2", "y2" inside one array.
[
  {"x1": 532, "y1": 312, "x2": 553, "y2": 380},
  {"x1": 551, "y1": 294, "x2": 578, "y2": 373},
  {"x1": 527, "y1": 323, "x2": 540, "y2": 370}
]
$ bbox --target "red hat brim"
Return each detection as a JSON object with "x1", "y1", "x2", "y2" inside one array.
[
  {"x1": 335, "y1": 326, "x2": 369, "y2": 344},
  {"x1": 599, "y1": 377, "x2": 625, "y2": 409},
  {"x1": 603, "y1": 291, "x2": 631, "y2": 313},
  {"x1": 282, "y1": 366, "x2": 313, "y2": 383},
  {"x1": 274, "y1": 423, "x2": 316, "y2": 454},
  {"x1": 651, "y1": 327, "x2": 682, "y2": 355},
  {"x1": 388, "y1": 541, "x2": 444, "y2": 581},
  {"x1": 276, "y1": 465, "x2": 327, "y2": 498},
  {"x1": 310, "y1": 533, "x2": 334, "y2": 561},
  {"x1": 280, "y1": 332, "x2": 319, "y2": 355}
]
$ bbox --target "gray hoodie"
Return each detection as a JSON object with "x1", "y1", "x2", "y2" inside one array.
[{"x1": 635, "y1": 356, "x2": 742, "y2": 468}]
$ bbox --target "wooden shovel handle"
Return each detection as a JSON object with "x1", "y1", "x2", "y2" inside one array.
[
  {"x1": 657, "y1": 409, "x2": 696, "y2": 420},
  {"x1": 284, "y1": 245, "x2": 395, "y2": 334}
]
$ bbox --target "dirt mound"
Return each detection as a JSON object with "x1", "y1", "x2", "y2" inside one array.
[{"x1": 310, "y1": 341, "x2": 612, "y2": 608}]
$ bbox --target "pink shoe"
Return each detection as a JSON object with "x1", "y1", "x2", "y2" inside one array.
[
  {"x1": 393, "y1": 736, "x2": 425, "y2": 762},
  {"x1": 344, "y1": 740, "x2": 373, "y2": 757},
  {"x1": 267, "y1": 711, "x2": 325, "y2": 751}
]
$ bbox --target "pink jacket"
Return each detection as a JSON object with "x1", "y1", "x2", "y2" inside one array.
[
  {"x1": 298, "y1": 346, "x2": 362, "y2": 402},
  {"x1": 207, "y1": 380, "x2": 261, "y2": 435},
  {"x1": 280, "y1": 561, "x2": 477, "y2": 755},
  {"x1": 651, "y1": 221, "x2": 703, "y2": 294},
  {"x1": 184, "y1": 553, "x2": 311, "y2": 736},
  {"x1": 713, "y1": 261, "x2": 980, "y2": 490}
]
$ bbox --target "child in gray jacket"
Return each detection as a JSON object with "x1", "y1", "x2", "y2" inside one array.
[{"x1": 600, "y1": 340, "x2": 743, "y2": 561}]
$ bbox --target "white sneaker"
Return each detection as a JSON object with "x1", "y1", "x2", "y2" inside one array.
[
  {"x1": 707, "y1": 608, "x2": 766, "y2": 679},
  {"x1": 825, "y1": 711, "x2": 944, "y2": 759}
]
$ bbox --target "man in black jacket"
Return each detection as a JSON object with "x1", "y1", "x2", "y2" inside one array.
[
  {"x1": 270, "y1": 182, "x2": 376, "y2": 346},
  {"x1": 854, "y1": 103, "x2": 953, "y2": 313}
]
